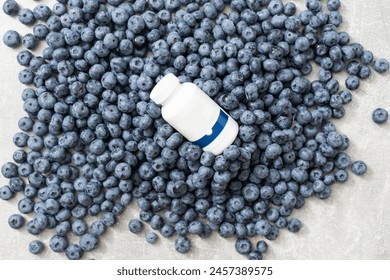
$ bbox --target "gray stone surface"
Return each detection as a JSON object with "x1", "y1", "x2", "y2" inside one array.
[{"x1": 0, "y1": 0, "x2": 389, "y2": 260}]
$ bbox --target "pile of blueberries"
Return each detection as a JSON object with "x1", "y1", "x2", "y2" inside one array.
[{"x1": 1, "y1": 0, "x2": 389, "y2": 260}]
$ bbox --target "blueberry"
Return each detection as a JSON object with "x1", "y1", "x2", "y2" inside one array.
[
  {"x1": 79, "y1": 233, "x2": 98, "y2": 252},
  {"x1": 174, "y1": 219, "x2": 187, "y2": 235},
  {"x1": 2, "y1": 162, "x2": 18, "y2": 178},
  {"x1": 146, "y1": 232, "x2": 158, "y2": 244},
  {"x1": 361, "y1": 51, "x2": 374, "y2": 65},
  {"x1": 149, "y1": 215, "x2": 164, "y2": 230},
  {"x1": 287, "y1": 218, "x2": 302, "y2": 233},
  {"x1": 49, "y1": 235, "x2": 68, "y2": 252},
  {"x1": 33, "y1": 4, "x2": 51, "y2": 20},
  {"x1": 45, "y1": 198, "x2": 60, "y2": 215},
  {"x1": 52, "y1": 3, "x2": 66, "y2": 16},
  {"x1": 3, "y1": 30, "x2": 21, "y2": 48},
  {"x1": 19, "y1": 69, "x2": 35, "y2": 85},
  {"x1": 56, "y1": 221, "x2": 71, "y2": 236},
  {"x1": 66, "y1": 244, "x2": 84, "y2": 260},
  {"x1": 260, "y1": 185, "x2": 274, "y2": 200},
  {"x1": 187, "y1": 220, "x2": 204, "y2": 235},
  {"x1": 256, "y1": 240, "x2": 268, "y2": 254},
  {"x1": 33, "y1": 213, "x2": 48, "y2": 230},
  {"x1": 334, "y1": 152, "x2": 351, "y2": 169},
  {"x1": 291, "y1": 167, "x2": 308, "y2": 183},
  {"x1": 114, "y1": 162, "x2": 132, "y2": 179},
  {"x1": 327, "y1": 0, "x2": 341, "y2": 11},
  {"x1": 206, "y1": 206, "x2": 224, "y2": 225},
  {"x1": 111, "y1": 7, "x2": 130, "y2": 26},
  {"x1": 71, "y1": 219, "x2": 88, "y2": 236},
  {"x1": 291, "y1": 77, "x2": 311, "y2": 94},
  {"x1": 335, "y1": 169, "x2": 349, "y2": 183},
  {"x1": 102, "y1": 212, "x2": 116, "y2": 227},
  {"x1": 0, "y1": 185, "x2": 14, "y2": 200},
  {"x1": 235, "y1": 238, "x2": 252, "y2": 254},
  {"x1": 89, "y1": 204, "x2": 101, "y2": 216},
  {"x1": 267, "y1": 0, "x2": 283, "y2": 15},
  {"x1": 3, "y1": 0, "x2": 19, "y2": 16},
  {"x1": 281, "y1": 191, "x2": 297, "y2": 208},
  {"x1": 160, "y1": 224, "x2": 175, "y2": 238},
  {"x1": 184, "y1": 208, "x2": 198, "y2": 222},
  {"x1": 8, "y1": 214, "x2": 25, "y2": 229},
  {"x1": 346, "y1": 61, "x2": 360, "y2": 76},
  {"x1": 295, "y1": 36, "x2": 310, "y2": 51},
  {"x1": 358, "y1": 66, "x2": 371, "y2": 79},
  {"x1": 266, "y1": 208, "x2": 280, "y2": 222},
  {"x1": 351, "y1": 160, "x2": 367, "y2": 176},
  {"x1": 264, "y1": 143, "x2": 282, "y2": 159},
  {"x1": 18, "y1": 197, "x2": 34, "y2": 214},
  {"x1": 255, "y1": 220, "x2": 271, "y2": 236},
  {"x1": 128, "y1": 219, "x2": 143, "y2": 234},
  {"x1": 242, "y1": 183, "x2": 260, "y2": 202},
  {"x1": 46, "y1": 32, "x2": 66, "y2": 49},
  {"x1": 339, "y1": 90, "x2": 352, "y2": 105},
  {"x1": 248, "y1": 250, "x2": 262, "y2": 260},
  {"x1": 83, "y1": 0, "x2": 100, "y2": 13},
  {"x1": 374, "y1": 58, "x2": 389, "y2": 74},
  {"x1": 18, "y1": 8, "x2": 36, "y2": 25},
  {"x1": 326, "y1": 132, "x2": 343, "y2": 149},
  {"x1": 29, "y1": 240, "x2": 44, "y2": 255},
  {"x1": 372, "y1": 108, "x2": 388, "y2": 124},
  {"x1": 265, "y1": 224, "x2": 279, "y2": 241},
  {"x1": 311, "y1": 179, "x2": 326, "y2": 193},
  {"x1": 175, "y1": 236, "x2": 191, "y2": 254}
]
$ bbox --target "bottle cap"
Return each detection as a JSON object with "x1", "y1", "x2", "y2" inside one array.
[{"x1": 150, "y1": 73, "x2": 180, "y2": 105}]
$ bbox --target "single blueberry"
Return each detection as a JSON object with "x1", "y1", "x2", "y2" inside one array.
[
  {"x1": 128, "y1": 219, "x2": 144, "y2": 234},
  {"x1": 372, "y1": 108, "x2": 388, "y2": 124},
  {"x1": 351, "y1": 161, "x2": 367, "y2": 176},
  {"x1": 29, "y1": 240, "x2": 44, "y2": 255}
]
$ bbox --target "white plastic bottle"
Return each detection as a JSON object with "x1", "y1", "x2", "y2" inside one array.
[{"x1": 150, "y1": 73, "x2": 239, "y2": 155}]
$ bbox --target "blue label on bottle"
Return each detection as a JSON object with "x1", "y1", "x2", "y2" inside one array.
[{"x1": 192, "y1": 109, "x2": 229, "y2": 148}]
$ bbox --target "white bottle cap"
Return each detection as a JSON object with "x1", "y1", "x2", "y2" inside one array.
[{"x1": 150, "y1": 73, "x2": 180, "y2": 105}]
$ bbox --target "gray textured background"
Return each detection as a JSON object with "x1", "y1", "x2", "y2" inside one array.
[{"x1": 0, "y1": 0, "x2": 389, "y2": 260}]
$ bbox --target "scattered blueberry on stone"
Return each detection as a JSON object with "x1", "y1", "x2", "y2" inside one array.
[
  {"x1": 128, "y1": 219, "x2": 143, "y2": 234},
  {"x1": 146, "y1": 232, "x2": 158, "y2": 244},
  {"x1": 373, "y1": 58, "x2": 390, "y2": 74},
  {"x1": 351, "y1": 161, "x2": 367, "y2": 176},
  {"x1": 2, "y1": 0, "x2": 19, "y2": 16},
  {"x1": 372, "y1": 108, "x2": 388, "y2": 124},
  {"x1": 0, "y1": 0, "x2": 388, "y2": 261},
  {"x1": 3, "y1": 30, "x2": 21, "y2": 48},
  {"x1": 8, "y1": 214, "x2": 25, "y2": 229},
  {"x1": 29, "y1": 240, "x2": 44, "y2": 255}
]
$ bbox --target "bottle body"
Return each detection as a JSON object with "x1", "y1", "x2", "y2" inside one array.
[{"x1": 150, "y1": 74, "x2": 238, "y2": 155}]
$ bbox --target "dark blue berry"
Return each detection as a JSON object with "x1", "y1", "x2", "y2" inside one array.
[
  {"x1": 351, "y1": 161, "x2": 367, "y2": 176},
  {"x1": 175, "y1": 236, "x2": 191, "y2": 254},
  {"x1": 128, "y1": 219, "x2": 143, "y2": 234},
  {"x1": 8, "y1": 214, "x2": 25, "y2": 229},
  {"x1": 3, "y1": 30, "x2": 21, "y2": 48},
  {"x1": 374, "y1": 58, "x2": 389, "y2": 74},
  {"x1": 29, "y1": 240, "x2": 44, "y2": 255},
  {"x1": 372, "y1": 108, "x2": 388, "y2": 124},
  {"x1": 146, "y1": 232, "x2": 158, "y2": 244}
]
